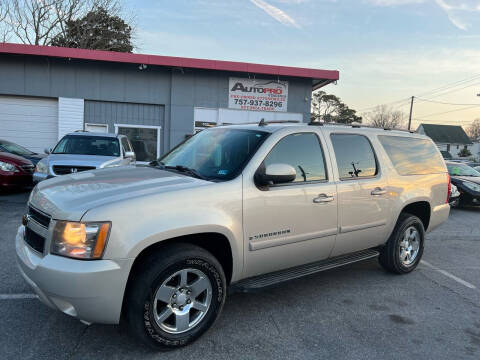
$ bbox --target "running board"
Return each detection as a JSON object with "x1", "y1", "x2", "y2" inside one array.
[{"x1": 230, "y1": 249, "x2": 379, "y2": 293}]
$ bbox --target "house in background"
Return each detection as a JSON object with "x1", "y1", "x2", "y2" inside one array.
[{"x1": 417, "y1": 124, "x2": 473, "y2": 158}]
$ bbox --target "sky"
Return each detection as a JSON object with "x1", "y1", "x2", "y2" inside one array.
[{"x1": 128, "y1": 0, "x2": 480, "y2": 129}]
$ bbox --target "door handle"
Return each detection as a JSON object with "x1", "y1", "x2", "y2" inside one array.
[
  {"x1": 371, "y1": 187, "x2": 387, "y2": 196},
  {"x1": 313, "y1": 194, "x2": 335, "y2": 203}
]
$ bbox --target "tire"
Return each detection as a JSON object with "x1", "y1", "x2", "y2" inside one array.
[
  {"x1": 125, "y1": 243, "x2": 226, "y2": 350},
  {"x1": 379, "y1": 213, "x2": 425, "y2": 274}
]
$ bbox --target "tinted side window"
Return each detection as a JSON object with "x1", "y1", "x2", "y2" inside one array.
[
  {"x1": 331, "y1": 134, "x2": 377, "y2": 179},
  {"x1": 378, "y1": 135, "x2": 446, "y2": 175},
  {"x1": 264, "y1": 133, "x2": 327, "y2": 182}
]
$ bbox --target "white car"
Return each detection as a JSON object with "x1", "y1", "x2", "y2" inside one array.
[
  {"x1": 17, "y1": 122, "x2": 450, "y2": 349},
  {"x1": 33, "y1": 131, "x2": 135, "y2": 182}
]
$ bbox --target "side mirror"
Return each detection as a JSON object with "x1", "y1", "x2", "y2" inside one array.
[
  {"x1": 44, "y1": 148, "x2": 51, "y2": 154},
  {"x1": 124, "y1": 151, "x2": 135, "y2": 159},
  {"x1": 255, "y1": 163, "x2": 296, "y2": 186}
]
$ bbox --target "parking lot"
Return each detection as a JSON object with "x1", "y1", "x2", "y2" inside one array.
[{"x1": 1, "y1": 190, "x2": 479, "y2": 360}]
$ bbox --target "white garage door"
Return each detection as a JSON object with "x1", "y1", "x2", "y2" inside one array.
[{"x1": 0, "y1": 96, "x2": 58, "y2": 154}]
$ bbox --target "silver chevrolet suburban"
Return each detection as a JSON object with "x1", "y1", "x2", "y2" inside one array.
[{"x1": 16, "y1": 122, "x2": 450, "y2": 349}]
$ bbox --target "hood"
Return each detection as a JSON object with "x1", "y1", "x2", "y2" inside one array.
[
  {"x1": 30, "y1": 166, "x2": 208, "y2": 220},
  {"x1": 45, "y1": 154, "x2": 119, "y2": 167},
  {"x1": 451, "y1": 175, "x2": 480, "y2": 185},
  {"x1": 0, "y1": 152, "x2": 33, "y2": 166},
  {"x1": 23, "y1": 153, "x2": 46, "y2": 165}
]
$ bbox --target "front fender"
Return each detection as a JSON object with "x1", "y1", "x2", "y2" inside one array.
[{"x1": 81, "y1": 179, "x2": 244, "y2": 282}]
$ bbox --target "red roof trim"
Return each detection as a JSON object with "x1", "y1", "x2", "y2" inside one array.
[{"x1": 0, "y1": 43, "x2": 339, "y2": 83}]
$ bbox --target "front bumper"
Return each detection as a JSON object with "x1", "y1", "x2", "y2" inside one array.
[
  {"x1": 0, "y1": 173, "x2": 32, "y2": 188},
  {"x1": 15, "y1": 225, "x2": 134, "y2": 324}
]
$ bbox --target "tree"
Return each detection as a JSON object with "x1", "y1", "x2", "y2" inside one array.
[
  {"x1": 2, "y1": 0, "x2": 133, "y2": 49},
  {"x1": 311, "y1": 91, "x2": 362, "y2": 124},
  {"x1": 0, "y1": 2, "x2": 9, "y2": 42},
  {"x1": 363, "y1": 105, "x2": 406, "y2": 129},
  {"x1": 466, "y1": 118, "x2": 480, "y2": 140},
  {"x1": 51, "y1": 7, "x2": 133, "y2": 52}
]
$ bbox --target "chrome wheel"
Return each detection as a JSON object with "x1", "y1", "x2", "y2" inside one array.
[
  {"x1": 152, "y1": 268, "x2": 212, "y2": 334},
  {"x1": 399, "y1": 226, "x2": 420, "y2": 266}
]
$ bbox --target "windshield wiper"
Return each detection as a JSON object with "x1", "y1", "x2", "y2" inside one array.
[{"x1": 156, "y1": 163, "x2": 207, "y2": 180}]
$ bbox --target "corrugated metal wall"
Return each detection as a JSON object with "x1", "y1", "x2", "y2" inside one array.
[
  {"x1": 0, "y1": 54, "x2": 314, "y2": 153},
  {"x1": 84, "y1": 100, "x2": 164, "y2": 131}
]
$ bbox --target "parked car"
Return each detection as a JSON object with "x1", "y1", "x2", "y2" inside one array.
[
  {"x1": 0, "y1": 152, "x2": 34, "y2": 190},
  {"x1": 449, "y1": 184, "x2": 460, "y2": 207},
  {"x1": 17, "y1": 123, "x2": 450, "y2": 349},
  {"x1": 33, "y1": 132, "x2": 135, "y2": 183},
  {"x1": 0, "y1": 139, "x2": 45, "y2": 165},
  {"x1": 446, "y1": 161, "x2": 480, "y2": 206}
]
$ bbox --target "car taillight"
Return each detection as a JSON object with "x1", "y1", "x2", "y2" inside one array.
[{"x1": 446, "y1": 173, "x2": 451, "y2": 204}]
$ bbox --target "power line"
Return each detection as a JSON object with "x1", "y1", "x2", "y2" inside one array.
[
  {"x1": 356, "y1": 74, "x2": 480, "y2": 114},
  {"x1": 357, "y1": 97, "x2": 411, "y2": 112},
  {"x1": 415, "y1": 97, "x2": 480, "y2": 106},
  {"x1": 414, "y1": 118, "x2": 475, "y2": 125},
  {"x1": 414, "y1": 104, "x2": 480, "y2": 119},
  {"x1": 422, "y1": 81, "x2": 480, "y2": 100},
  {"x1": 415, "y1": 73, "x2": 480, "y2": 98}
]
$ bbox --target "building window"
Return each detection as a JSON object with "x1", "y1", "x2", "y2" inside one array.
[
  {"x1": 85, "y1": 123, "x2": 108, "y2": 133},
  {"x1": 115, "y1": 124, "x2": 161, "y2": 163}
]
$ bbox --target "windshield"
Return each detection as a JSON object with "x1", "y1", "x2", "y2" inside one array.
[
  {"x1": 447, "y1": 163, "x2": 480, "y2": 177},
  {"x1": 159, "y1": 128, "x2": 270, "y2": 181},
  {"x1": 0, "y1": 140, "x2": 35, "y2": 156},
  {"x1": 52, "y1": 135, "x2": 120, "y2": 157}
]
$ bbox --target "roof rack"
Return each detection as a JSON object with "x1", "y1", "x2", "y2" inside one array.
[
  {"x1": 308, "y1": 121, "x2": 416, "y2": 134},
  {"x1": 258, "y1": 119, "x2": 301, "y2": 126},
  {"x1": 216, "y1": 120, "x2": 301, "y2": 127}
]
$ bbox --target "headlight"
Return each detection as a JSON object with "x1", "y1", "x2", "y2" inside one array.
[
  {"x1": 51, "y1": 221, "x2": 111, "y2": 259},
  {"x1": 463, "y1": 181, "x2": 480, "y2": 192},
  {"x1": 0, "y1": 160, "x2": 18, "y2": 172},
  {"x1": 35, "y1": 161, "x2": 48, "y2": 174}
]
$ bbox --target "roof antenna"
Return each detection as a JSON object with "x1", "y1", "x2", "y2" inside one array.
[{"x1": 258, "y1": 118, "x2": 266, "y2": 127}]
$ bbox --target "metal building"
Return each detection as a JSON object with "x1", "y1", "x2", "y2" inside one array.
[{"x1": 0, "y1": 43, "x2": 338, "y2": 163}]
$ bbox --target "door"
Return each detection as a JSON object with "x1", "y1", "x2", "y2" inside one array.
[
  {"x1": 243, "y1": 132, "x2": 338, "y2": 277},
  {"x1": 325, "y1": 132, "x2": 392, "y2": 257},
  {"x1": 115, "y1": 125, "x2": 161, "y2": 164},
  {"x1": 0, "y1": 95, "x2": 58, "y2": 154}
]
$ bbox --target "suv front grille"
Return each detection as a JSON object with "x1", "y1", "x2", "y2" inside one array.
[
  {"x1": 28, "y1": 206, "x2": 51, "y2": 228},
  {"x1": 24, "y1": 227, "x2": 45, "y2": 253},
  {"x1": 53, "y1": 165, "x2": 95, "y2": 175}
]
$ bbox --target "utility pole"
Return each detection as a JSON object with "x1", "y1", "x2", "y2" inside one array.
[{"x1": 408, "y1": 96, "x2": 414, "y2": 131}]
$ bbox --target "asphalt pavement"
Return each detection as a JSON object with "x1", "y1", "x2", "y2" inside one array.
[{"x1": 1, "y1": 189, "x2": 479, "y2": 360}]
